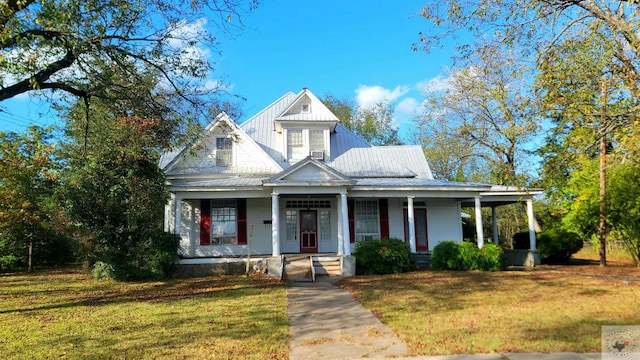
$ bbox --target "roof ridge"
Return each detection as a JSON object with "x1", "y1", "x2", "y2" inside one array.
[{"x1": 241, "y1": 91, "x2": 296, "y2": 126}]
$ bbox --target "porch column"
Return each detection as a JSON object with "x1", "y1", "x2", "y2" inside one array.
[
  {"x1": 271, "y1": 192, "x2": 280, "y2": 257},
  {"x1": 407, "y1": 196, "x2": 417, "y2": 253},
  {"x1": 336, "y1": 194, "x2": 344, "y2": 256},
  {"x1": 526, "y1": 198, "x2": 536, "y2": 250},
  {"x1": 474, "y1": 196, "x2": 484, "y2": 248},
  {"x1": 174, "y1": 195, "x2": 182, "y2": 237},
  {"x1": 340, "y1": 192, "x2": 351, "y2": 256},
  {"x1": 491, "y1": 206, "x2": 499, "y2": 245}
]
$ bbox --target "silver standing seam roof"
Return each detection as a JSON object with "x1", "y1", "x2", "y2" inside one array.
[{"x1": 162, "y1": 88, "x2": 519, "y2": 193}]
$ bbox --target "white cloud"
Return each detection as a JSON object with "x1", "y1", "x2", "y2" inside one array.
[
  {"x1": 354, "y1": 85, "x2": 409, "y2": 109},
  {"x1": 416, "y1": 75, "x2": 452, "y2": 94},
  {"x1": 395, "y1": 97, "x2": 420, "y2": 117}
]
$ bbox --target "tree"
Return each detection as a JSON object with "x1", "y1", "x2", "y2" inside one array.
[
  {"x1": 416, "y1": 1, "x2": 640, "y2": 102},
  {"x1": 63, "y1": 98, "x2": 179, "y2": 280},
  {"x1": 1, "y1": 0, "x2": 257, "y2": 126},
  {"x1": 0, "y1": 126, "x2": 73, "y2": 271},
  {"x1": 322, "y1": 95, "x2": 402, "y2": 146},
  {"x1": 415, "y1": 48, "x2": 539, "y2": 186}
]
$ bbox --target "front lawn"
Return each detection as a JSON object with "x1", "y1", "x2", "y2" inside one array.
[
  {"x1": 0, "y1": 269, "x2": 288, "y2": 359},
  {"x1": 339, "y1": 252, "x2": 640, "y2": 355}
]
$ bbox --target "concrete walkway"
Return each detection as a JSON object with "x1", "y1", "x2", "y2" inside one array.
[
  {"x1": 287, "y1": 277, "x2": 604, "y2": 360},
  {"x1": 287, "y1": 277, "x2": 407, "y2": 359}
]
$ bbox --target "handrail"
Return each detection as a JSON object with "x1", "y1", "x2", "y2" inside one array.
[{"x1": 309, "y1": 256, "x2": 316, "y2": 282}]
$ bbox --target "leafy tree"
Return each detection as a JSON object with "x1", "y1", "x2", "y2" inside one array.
[
  {"x1": 1, "y1": 0, "x2": 257, "y2": 125},
  {"x1": 0, "y1": 126, "x2": 73, "y2": 271},
  {"x1": 322, "y1": 95, "x2": 402, "y2": 146},
  {"x1": 63, "y1": 98, "x2": 179, "y2": 280},
  {"x1": 415, "y1": 48, "x2": 539, "y2": 186}
]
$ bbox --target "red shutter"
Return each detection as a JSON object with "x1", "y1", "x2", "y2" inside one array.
[
  {"x1": 200, "y1": 200, "x2": 211, "y2": 245},
  {"x1": 348, "y1": 199, "x2": 355, "y2": 243},
  {"x1": 237, "y1": 199, "x2": 247, "y2": 245},
  {"x1": 379, "y1": 199, "x2": 389, "y2": 239}
]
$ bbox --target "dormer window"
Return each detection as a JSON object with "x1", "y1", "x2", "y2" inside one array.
[
  {"x1": 285, "y1": 128, "x2": 327, "y2": 162},
  {"x1": 301, "y1": 103, "x2": 310, "y2": 113}
]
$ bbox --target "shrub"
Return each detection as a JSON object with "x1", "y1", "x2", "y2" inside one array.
[
  {"x1": 91, "y1": 231, "x2": 180, "y2": 281},
  {"x1": 430, "y1": 241, "x2": 461, "y2": 270},
  {"x1": 537, "y1": 230, "x2": 583, "y2": 264},
  {"x1": 353, "y1": 238, "x2": 411, "y2": 274},
  {"x1": 431, "y1": 241, "x2": 506, "y2": 271},
  {"x1": 479, "y1": 243, "x2": 507, "y2": 271},
  {"x1": 458, "y1": 241, "x2": 481, "y2": 270}
]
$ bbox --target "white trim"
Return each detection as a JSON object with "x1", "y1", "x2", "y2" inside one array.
[
  {"x1": 475, "y1": 196, "x2": 484, "y2": 248},
  {"x1": 408, "y1": 196, "x2": 416, "y2": 253},
  {"x1": 179, "y1": 257, "x2": 265, "y2": 265}
]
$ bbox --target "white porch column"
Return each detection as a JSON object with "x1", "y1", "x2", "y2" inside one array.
[
  {"x1": 271, "y1": 192, "x2": 281, "y2": 257},
  {"x1": 174, "y1": 195, "x2": 182, "y2": 236},
  {"x1": 474, "y1": 196, "x2": 484, "y2": 248},
  {"x1": 407, "y1": 196, "x2": 417, "y2": 253},
  {"x1": 336, "y1": 194, "x2": 344, "y2": 256},
  {"x1": 526, "y1": 198, "x2": 536, "y2": 250},
  {"x1": 340, "y1": 192, "x2": 351, "y2": 256},
  {"x1": 491, "y1": 206, "x2": 499, "y2": 245}
]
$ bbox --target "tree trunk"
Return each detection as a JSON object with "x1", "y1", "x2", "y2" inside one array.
[
  {"x1": 599, "y1": 79, "x2": 608, "y2": 267},
  {"x1": 28, "y1": 240, "x2": 33, "y2": 272}
]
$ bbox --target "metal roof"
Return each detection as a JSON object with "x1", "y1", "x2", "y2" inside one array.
[
  {"x1": 354, "y1": 178, "x2": 491, "y2": 189},
  {"x1": 328, "y1": 147, "x2": 417, "y2": 178},
  {"x1": 373, "y1": 145, "x2": 434, "y2": 179}
]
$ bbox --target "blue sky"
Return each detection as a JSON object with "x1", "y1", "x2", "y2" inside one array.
[{"x1": 0, "y1": 1, "x2": 455, "y2": 140}]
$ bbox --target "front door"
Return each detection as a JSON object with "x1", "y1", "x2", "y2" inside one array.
[
  {"x1": 300, "y1": 210, "x2": 318, "y2": 253},
  {"x1": 404, "y1": 208, "x2": 429, "y2": 251}
]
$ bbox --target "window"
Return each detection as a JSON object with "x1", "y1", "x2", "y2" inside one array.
[
  {"x1": 285, "y1": 210, "x2": 298, "y2": 241},
  {"x1": 301, "y1": 103, "x2": 310, "y2": 113},
  {"x1": 287, "y1": 130, "x2": 305, "y2": 161},
  {"x1": 309, "y1": 130, "x2": 324, "y2": 154},
  {"x1": 211, "y1": 199, "x2": 236, "y2": 244},
  {"x1": 319, "y1": 210, "x2": 331, "y2": 242},
  {"x1": 216, "y1": 137, "x2": 233, "y2": 167},
  {"x1": 355, "y1": 200, "x2": 379, "y2": 241}
]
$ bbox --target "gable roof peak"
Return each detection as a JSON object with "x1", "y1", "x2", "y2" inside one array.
[{"x1": 274, "y1": 88, "x2": 339, "y2": 131}]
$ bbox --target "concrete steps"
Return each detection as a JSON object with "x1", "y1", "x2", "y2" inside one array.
[
  {"x1": 414, "y1": 253, "x2": 430, "y2": 270},
  {"x1": 284, "y1": 255, "x2": 343, "y2": 282},
  {"x1": 284, "y1": 256, "x2": 313, "y2": 282},
  {"x1": 312, "y1": 257, "x2": 341, "y2": 277}
]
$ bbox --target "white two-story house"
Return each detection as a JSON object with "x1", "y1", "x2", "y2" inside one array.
[{"x1": 161, "y1": 88, "x2": 540, "y2": 277}]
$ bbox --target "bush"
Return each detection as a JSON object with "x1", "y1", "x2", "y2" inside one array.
[
  {"x1": 458, "y1": 241, "x2": 481, "y2": 270},
  {"x1": 430, "y1": 241, "x2": 506, "y2": 271},
  {"x1": 479, "y1": 243, "x2": 507, "y2": 271},
  {"x1": 430, "y1": 241, "x2": 460, "y2": 270},
  {"x1": 353, "y1": 238, "x2": 411, "y2": 274},
  {"x1": 537, "y1": 230, "x2": 583, "y2": 264},
  {"x1": 91, "y1": 231, "x2": 180, "y2": 281}
]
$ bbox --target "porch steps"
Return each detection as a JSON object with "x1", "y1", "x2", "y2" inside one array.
[
  {"x1": 312, "y1": 257, "x2": 341, "y2": 277},
  {"x1": 283, "y1": 256, "x2": 313, "y2": 282},
  {"x1": 414, "y1": 253, "x2": 431, "y2": 270}
]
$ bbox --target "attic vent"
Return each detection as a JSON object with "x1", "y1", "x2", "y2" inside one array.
[{"x1": 311, "y1": 151, "x2": 325, "y2": 161}]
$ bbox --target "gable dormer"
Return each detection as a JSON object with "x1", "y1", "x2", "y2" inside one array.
[{"x1": 274, "y1": 88, "x2": 339, "y2": 164}]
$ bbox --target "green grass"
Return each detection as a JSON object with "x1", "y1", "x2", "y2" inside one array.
[
  {"x1": 339, "y1": 261, "x2": 640, "y2": 355},
  {"x1": 0, "y1": 268, "x2": 288, "y2": 359}
]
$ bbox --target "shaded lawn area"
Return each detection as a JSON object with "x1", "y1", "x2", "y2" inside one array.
[
  {"x1": 339, "y1": 252, "x2": 640, "y2": 356},
  {"x1": 0, "y1": 269, "x2": 288, "y2": 359}
]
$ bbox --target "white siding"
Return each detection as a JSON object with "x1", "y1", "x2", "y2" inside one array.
[
  {"x1": 387, "y1": 198, "x2": 405, "y2": 240},
  {"x1": 427, "y1": 199, "x2": 464, "y2": 249},
  {"x1": 169, "y1": 127, "x2": 280, "y2": 175},
  {"x1": 180, "y1": 198, "x2": 274, "y2": 257}
]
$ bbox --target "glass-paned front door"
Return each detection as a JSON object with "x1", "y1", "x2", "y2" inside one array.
[{"x1": 300, "y1": 210, "x2": 318, "y2": 253}]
